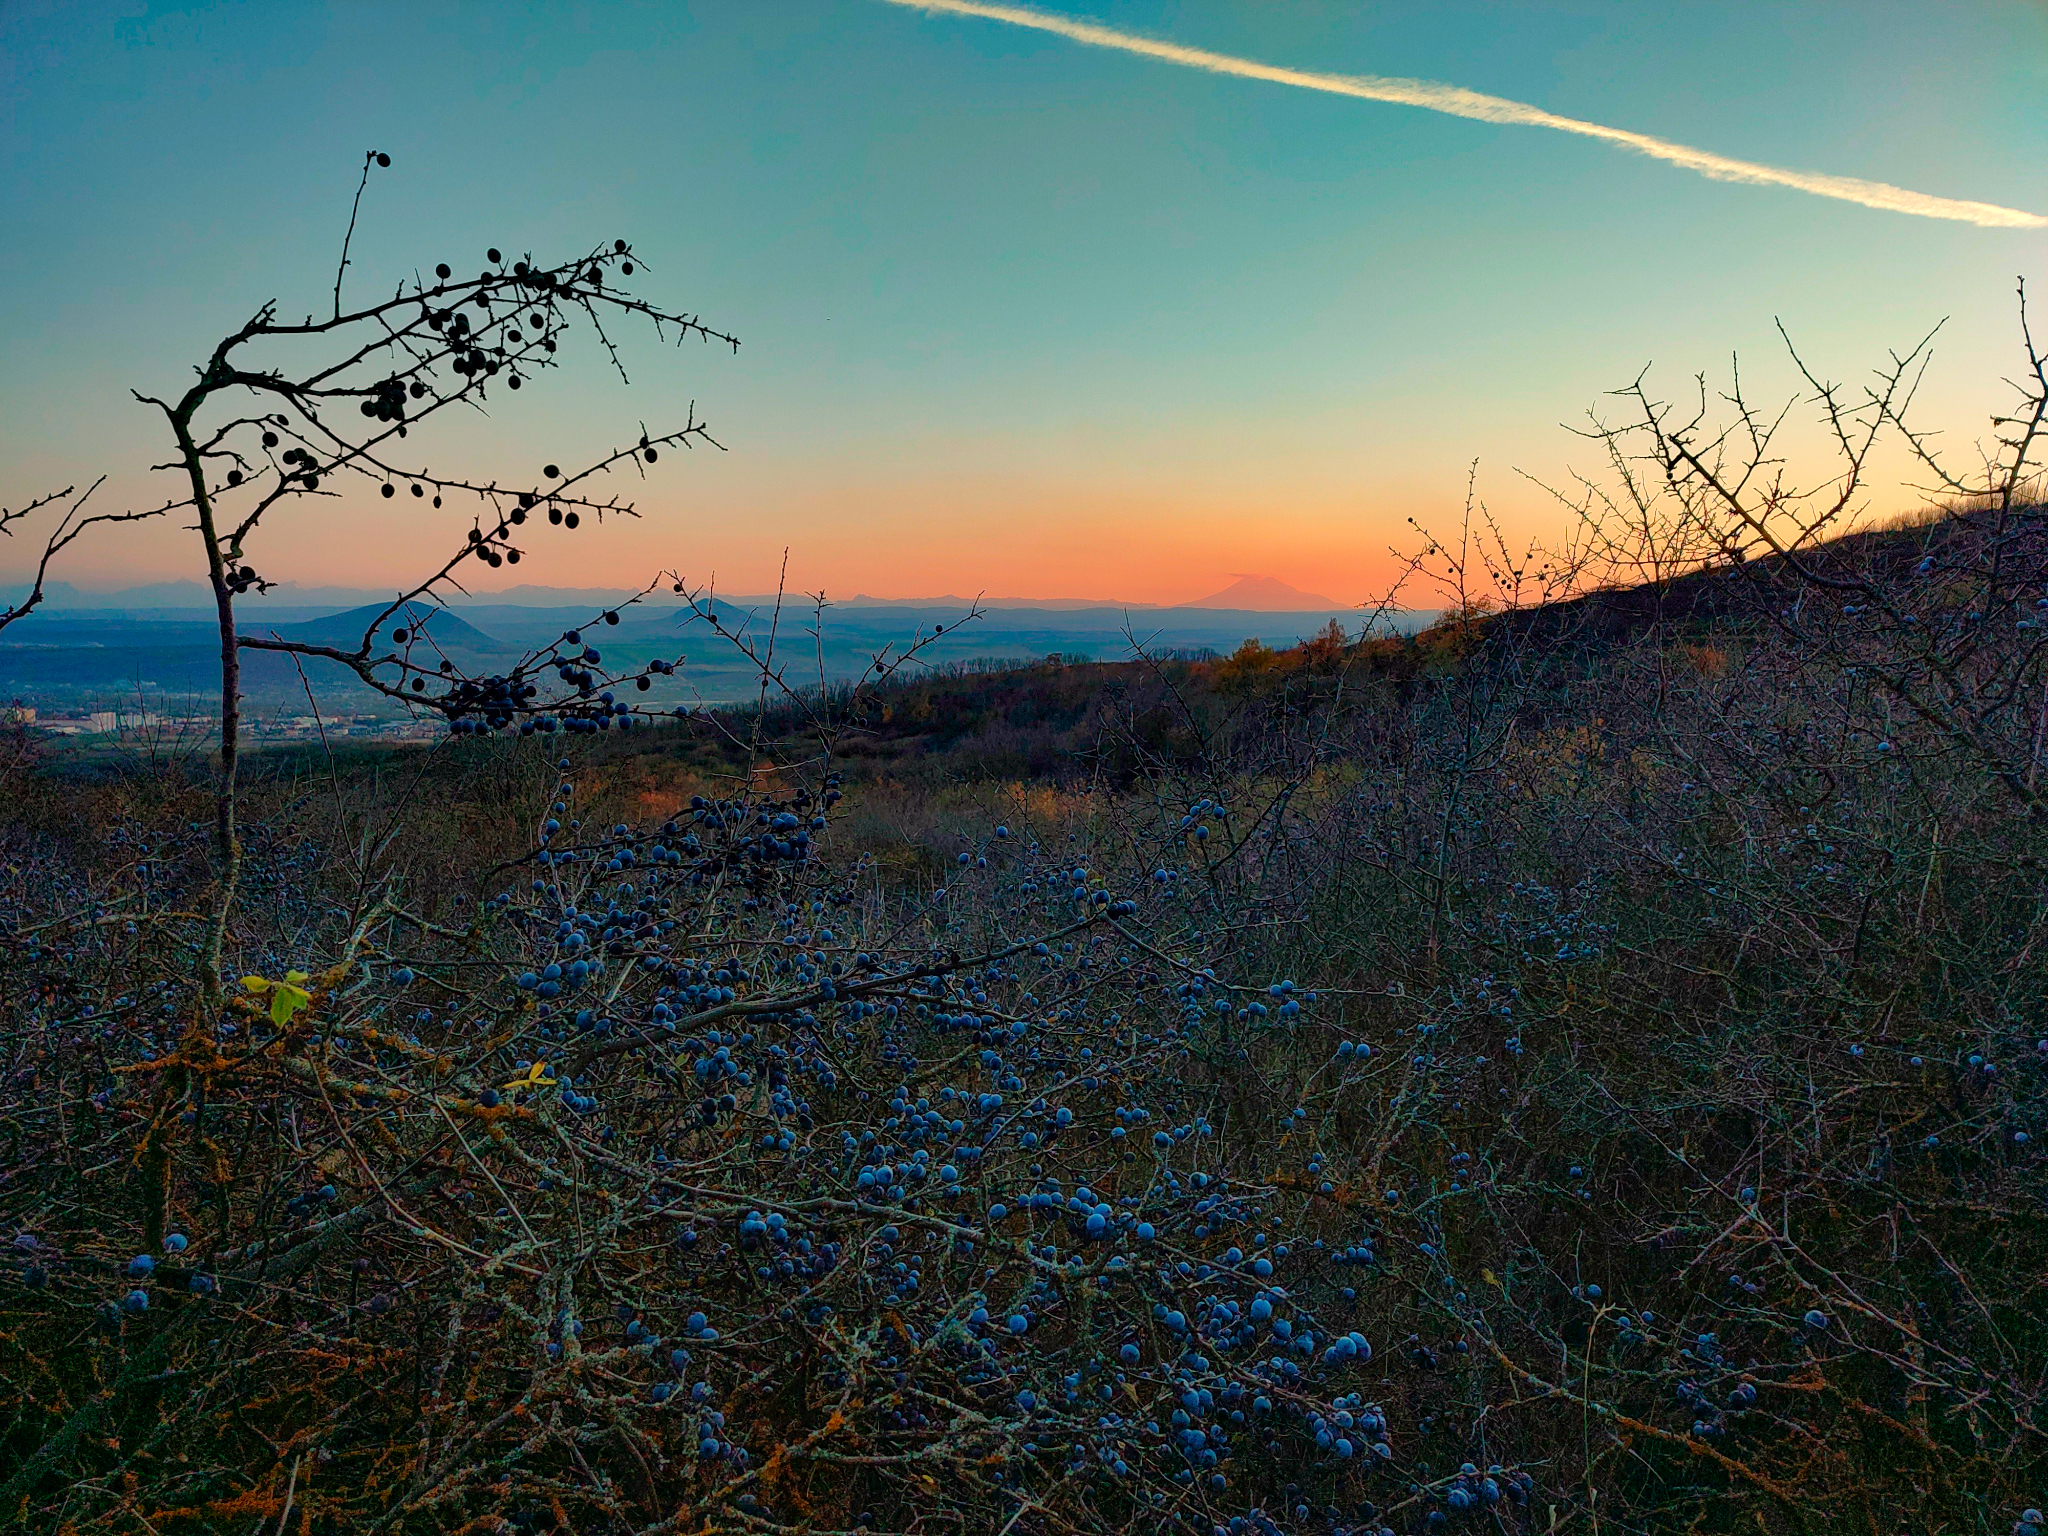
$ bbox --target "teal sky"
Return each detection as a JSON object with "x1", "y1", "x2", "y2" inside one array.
[{"x1": 3, "y1": 1, "x2": 2044, "y2": 604}]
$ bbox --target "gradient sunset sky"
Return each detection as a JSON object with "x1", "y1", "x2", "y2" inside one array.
[{"x1": 3, "y1": 1, "x2": 2044, "y2": 606}]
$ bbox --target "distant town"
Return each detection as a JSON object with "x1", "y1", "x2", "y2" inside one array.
[{"x1": 6, "y1": 702, "x2": 440, "y2": 744}]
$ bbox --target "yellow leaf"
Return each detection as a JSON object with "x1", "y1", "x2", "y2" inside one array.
[
  {"x1": 501, "y1": 1059, "x2": 557, "y2": 1096},
  {"x1": 269, "y1": 982, "x2": 312, "y2": 1026},
  {"x1": 1481, "y1": 1268, "x2": 1500, "y2": 1288},
  {"x1": 242, "y1": 973, "x2": 312, "y2": 1024}
]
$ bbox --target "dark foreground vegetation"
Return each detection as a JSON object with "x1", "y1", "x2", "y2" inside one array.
[
  {"x1": 8, "y1": 481, "x2": 2048, "y2": 1534},
  {"x1": 4, "y1": 157, "x2": 2048, "y2": 1535}
]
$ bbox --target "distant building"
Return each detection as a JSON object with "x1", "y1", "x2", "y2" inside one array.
[{"x1": 65, "y1": 709, "x2": 167, "y2": 735}]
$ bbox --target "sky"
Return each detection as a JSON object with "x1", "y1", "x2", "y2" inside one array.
[{"x1": 2, "y1": 0, "x2": 2044, "y2": 607}]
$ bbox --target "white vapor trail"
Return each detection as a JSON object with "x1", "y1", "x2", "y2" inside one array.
[{"x1": 882, "y1": 0, "x2": 2047, "y2": 230}]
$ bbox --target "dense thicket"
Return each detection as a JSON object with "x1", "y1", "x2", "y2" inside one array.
[{"x1": 4, "y1": 495, "x2": 2048, "y2": 1535}]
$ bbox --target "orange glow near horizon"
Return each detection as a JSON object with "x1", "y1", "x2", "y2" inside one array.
[
  {"x1": 28, "y1": 419, "x2": 1976, "y2": 608},
  {"x1": 33, "y1": 469, "x2": 1459, "y2": 608}
]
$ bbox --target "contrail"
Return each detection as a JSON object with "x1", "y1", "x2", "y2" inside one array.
[{"x1": 881, "y1": 0, "x2": 2048, "y2": 230}]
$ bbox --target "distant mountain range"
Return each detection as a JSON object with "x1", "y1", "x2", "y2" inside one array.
[
  {"x1": 0, "y1": 583, "x2": 1426, "y2": 716},
  {"x1": 2, "y1": 580, "x2": 655, "y2": 613},
  {"x1": 1186, "y1": 575, "x2": 1345, "y2": 611},
  {"x1": 4, "y1": 575, "x2": 1359, "y2": 616},
  {"x1": 256, "y1": 601, "x2": 509, "y2": 654}
]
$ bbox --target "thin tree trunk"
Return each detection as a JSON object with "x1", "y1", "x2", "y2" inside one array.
[{"x1": 170, "y1": 409, "x2": 240, "y2": 1011}]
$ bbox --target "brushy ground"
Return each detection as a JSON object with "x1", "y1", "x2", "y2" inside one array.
[{"x1": 2, "y1": 510, "x2": 2047, "y2": 1536}]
